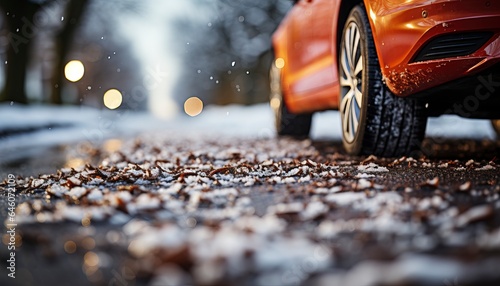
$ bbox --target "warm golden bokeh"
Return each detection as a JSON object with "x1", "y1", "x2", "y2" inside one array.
[
  {"x1": 270, "y1": 97, "x2": 280, "y2": 110},
  {"x1": 81, "y1": 216, "x2": 92, "y2": 227},
  {"x1": 103, "y1": 89, "x2": 123, "y2": 110},
  {"x1": 64, "y1": 60, "x2": 85, "y2": 82},
  {"x1": 184, "y1": 97, "x2": 204, "y2": 117},
  {"x1": 64, "y1": 240, "x2": 77, "y2": 254},
  {"x1": 275, "y1": 58, "x2": 285, "y2": 69},
  {"x1": 84, "y1": 251, "x2": 100, "y2": 267},
  {"x1": 103, "y1": 139, "x2": 123, "y2": 153}
]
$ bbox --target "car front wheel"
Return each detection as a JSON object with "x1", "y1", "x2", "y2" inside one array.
[{"x1": 338, "y1": 5, "x2": 428, "y2": 157}]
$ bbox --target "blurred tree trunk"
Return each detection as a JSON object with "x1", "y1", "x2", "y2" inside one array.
[
  {"x1": 0, "y1": 1, "x2": 41, "y2": 104},
  {"x1": 50, "y1": 0, "x2": 89, "y2": 104}
]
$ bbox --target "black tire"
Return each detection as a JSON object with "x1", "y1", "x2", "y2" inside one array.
[
  {"x1": 270, "y1": 59, "x2": 312, "y2": 137},
  {"x1": 338, "y1": 5, "x2": 427, "y2": 157},
  {"x1": 492, "y1": 120, "x2": 500, "y2": 138}
]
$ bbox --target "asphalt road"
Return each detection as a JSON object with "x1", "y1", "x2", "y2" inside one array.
[{"x1": 1, "y1": 133, "x2": 500, "y2": 286}]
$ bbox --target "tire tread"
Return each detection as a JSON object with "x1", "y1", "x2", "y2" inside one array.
[{"x1": 348, "y1": 5, "x2": 427, "y2": 157}]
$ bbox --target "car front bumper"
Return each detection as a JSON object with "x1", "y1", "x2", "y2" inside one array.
[{"x1": 365, "y1": 0, "x2": 500, "y2": 97}]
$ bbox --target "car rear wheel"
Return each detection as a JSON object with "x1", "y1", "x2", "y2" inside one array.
[
  {"x1": 492, "y1": 120, "x2": 500, "y2": 137},
  {"x1": 270, "y1": 59, "x2": 312, "y2": 137},
  {"x1": 339, "y1": 5, "x2": 427, "y2": 157}
]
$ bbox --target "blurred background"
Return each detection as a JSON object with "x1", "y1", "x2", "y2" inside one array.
[{"x1": 0, "y1": 0, "x2": 292, "y2": 118}]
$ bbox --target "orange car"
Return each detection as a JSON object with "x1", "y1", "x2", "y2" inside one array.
[{"x1": 271, "y1": 0, "x2": 500, "y2": 156}]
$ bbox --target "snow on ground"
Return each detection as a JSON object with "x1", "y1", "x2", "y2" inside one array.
[
  {"x1": 1, "y1": 102, "x2": 499, "y2": 285},
  {"x1": 426, "y1": 115, "x2": 497, "y2": 139},
  {"x1": 0, "y1": 103, "x2": 496, "y2": 162},
  {"x1": 5, "y1": 131, "x2": 499, "y2": 285}
]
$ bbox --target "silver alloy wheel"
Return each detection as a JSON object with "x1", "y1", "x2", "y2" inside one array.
[{"x1": 339, "y1": 22, "x2": 363, "y2": 143}]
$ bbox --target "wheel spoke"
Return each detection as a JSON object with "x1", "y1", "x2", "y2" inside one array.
[
  {"x1": 354, "y1": 55, "x2": 363, "y2": 77},
  {"x1": 345, "y1": 29, "x2": 353, "y2": 70},
  {"x1": 351, "y1": 100, "x2": 359, "y2": 133},
  {"x1": 340, "y1": 90, "x2": 353, "y2": 111},
  {"x1": 340, "y1": 51, "x2": 350, "y2": 85},
  {"x1": 340, "y1": 74, "x2": 350, "y2": 88},
  {"x1": 354, "y1": 87, "x2": 363, "y2": 107},
  {"x1": 343, "y1": 96, "x2": 353, "y2": 139},
  {"x1": 341, "y1": 89, "x2": 355, "y2": 142},
  {"x1": 351, "y1": 28, "x2": 360, "y2": 69}
]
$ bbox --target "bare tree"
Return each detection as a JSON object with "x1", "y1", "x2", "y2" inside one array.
[
  {"x1": 50, "y1": 0, "x2": 89, "y2": 104},
  {"x1": 0, "y1": 0, "x2": 43, "y2": 103},
  {"x1": 0, "y1": 0, "x2": 90, "y2": 104}
]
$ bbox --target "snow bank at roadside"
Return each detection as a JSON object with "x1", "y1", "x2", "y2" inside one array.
[{"x1": 0, "y1": 103, "x2": 495, "y2": 160}]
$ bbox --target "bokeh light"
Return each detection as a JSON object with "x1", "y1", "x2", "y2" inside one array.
[
  {"x1": 64, "y1": 241, "x2": 77, "y2": 254},
  {"x1": 184, "y1": 97, "x2": 204, "y2": 117},
  {"x1": 103, "y1": 89, "x2": 123, "y2": 110},
  {"x1": 103, "y1": 139, "x2": 123, "y2": 153},
  {"x1": 270, "y1": 97, "x2": 280, "y2": 109},
  {"x1": 275, "y1": 58, "x2": 285, "y2": 69},
  {"x1": 81, "y1": 216, "x2": 92, "y2": 227},
  {"x1": 64, "y1": 158, "x2": 86, "y2": 169},
  {"x1": 3, "y1": 234, "x2": 22, "y2": 247},
  {"x1": 84, "y1": 251, "x2": 100, "y2": 268},
  {"x1": 64, "y1": 60, "x2": 85, "y2": 82}
]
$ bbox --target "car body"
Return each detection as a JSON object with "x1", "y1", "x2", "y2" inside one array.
[{"x1": 271, "y1": 0, "x2": 500, "y2": 156}]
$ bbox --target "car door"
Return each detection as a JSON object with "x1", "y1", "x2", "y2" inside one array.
[{"x1": 287, "y1": 0, "x2": 336, "y2": 96}]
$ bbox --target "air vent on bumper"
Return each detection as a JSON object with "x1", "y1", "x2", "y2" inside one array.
[{"x1": 412, "y1": 32, "x2": 493, "y2": 62}]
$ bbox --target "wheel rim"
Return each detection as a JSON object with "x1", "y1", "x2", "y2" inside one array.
[{"x1": 340, "y1": 22, "x2": 363, "y2": 143}]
